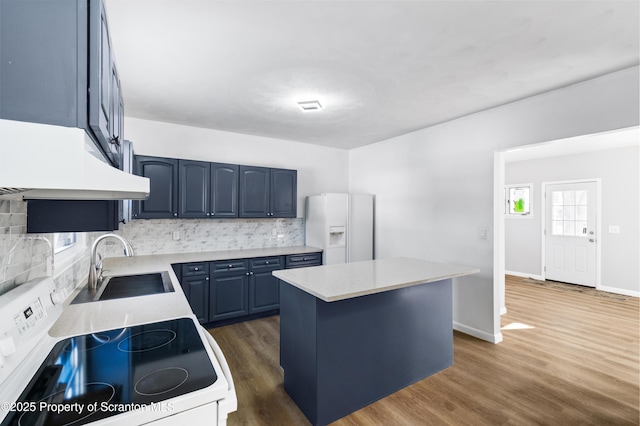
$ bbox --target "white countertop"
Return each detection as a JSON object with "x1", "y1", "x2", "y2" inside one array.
[
  {"x1": 50, "y1": 245, "x2": 322, "y2": 337},
  {"x1": 273, "y1": 257, "x2": 480, "y2": 302}
]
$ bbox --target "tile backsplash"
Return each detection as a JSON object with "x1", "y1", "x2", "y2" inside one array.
[
  {"x1": 0, "y1": 200, "x2": 78, "y2": 295},
  {"x1": 104, "y1": 217, "x2": 304, "y2": 256},
  {"x1": 0, "y1": 198, "x2": 304, "y2": 296}
]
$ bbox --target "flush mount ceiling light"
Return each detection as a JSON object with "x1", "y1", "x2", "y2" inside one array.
[{"x1": 297, "y1": 100, "x2": 323, "y2": 112}]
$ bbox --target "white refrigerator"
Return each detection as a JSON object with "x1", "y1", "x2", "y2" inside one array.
[{"x1": 305, "y1": 193, "x2": 374, "y2": 265}]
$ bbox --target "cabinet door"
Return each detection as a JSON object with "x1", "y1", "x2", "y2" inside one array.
[
  {"x1": 27, "y1": 200, "x2": 119, "y2": 233},
  {"x1": 249, "y1": 257, "x2": 284, "y2": 314},
  {"x1": 270, "y1": 168, "x2": 297, "y2": 218},
  {"x1": 0, "y1": 0, "x2": 84, "y2": 127},
  {"x1": 181, "y1": 275, "x2": 210, "y2": 324},
  {"x1": 88, "y1": 0, "x2": 113, "y2": 159},
  {"x1": 133, "y1": 156, "x2": 178, "y2": 219},
  {"x1": 210, "y1": 163, "x2": 239, "y2": 218},
  {"x1": 210, "y1": 272, "x2": 249, "y2": 321},
  {"x1": 107, "y1": 63, "x2": 122, "y2": 167},
  {"x1": 239, "y1": 166, "x2": 270, "y2": 218},
  {"x1": 179, "y1": 160, "x2": 210, "y2": 218}
]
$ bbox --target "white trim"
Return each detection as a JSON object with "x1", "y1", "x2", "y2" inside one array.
[
  {"x1": 505, "y1": 270, "x2": 545, "y2": 281},
  {"x1": 541, "y1": 178, "x2": 602, "y2": 288},
  {"x1": 493, "y1": 151, "x2": 506, "y2": 342},
  {"x1": 500, "y1": 307, "x2": 507, "y2": 315},
  {"x1": 454, "y1": 322, "x2": 503, "y2": 344},
  {"x1": 597, "y1": 285, "x2": 639, "y2": 298}
]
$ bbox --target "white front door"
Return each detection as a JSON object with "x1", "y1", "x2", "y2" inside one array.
[{"x1": 545, "y1": 181, "x2": 598, "y2": 287}]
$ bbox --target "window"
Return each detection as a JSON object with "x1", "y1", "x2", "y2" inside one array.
[
  {"x1": 52, "y1": 232, "x2": 85, "y2": 275},
  {"x1": 551, "y1": 189, "x2": 588, "y2": 237},
  {"x1": 53, "y1": 233, "x2": 77, "y2": 254},
  {"x1": 505, "y1": 184, "x2": 532, "y2": 217}
]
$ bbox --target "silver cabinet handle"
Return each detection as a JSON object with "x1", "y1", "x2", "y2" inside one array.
[
  {"x1": 173, "y1": 213, "x2": 178, "y2": 217},
  {"x1": 205, "y1": 277, "x2": 209, "y2": 281}
]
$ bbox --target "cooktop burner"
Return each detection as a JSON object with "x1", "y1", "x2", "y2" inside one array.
[
  {"x1": 2, "y1": 318, "x2": 217, "y2": 426},
  {"x1": 18, "y1": 383, "x2": 115, "y2": 426},
  {"x1": 117, "y1": 329, "x2": 176, "y2": 353},
  {"x1": 134, "y1": 367, "x2": 189, "y2": 396}
]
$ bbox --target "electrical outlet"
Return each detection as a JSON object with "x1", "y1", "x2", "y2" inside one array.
[
  {"x1": 608, "y1": 225, "x2": 620, "y2": 234},
  {"x1": 478, "y1": 227, "x2": 488, "y2": 240},
  {"x1": 172, "y1": 231, "x2": 180, "y2": 240}
]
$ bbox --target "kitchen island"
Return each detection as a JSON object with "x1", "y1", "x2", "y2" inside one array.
[{"x1": 273, "y1": 257, "x2": 479, "y2": 426}]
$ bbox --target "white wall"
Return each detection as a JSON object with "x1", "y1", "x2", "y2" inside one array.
[
  {"x1": 349, "y1": 66, "x2": 639, "y2": 343},
  {"x1": 505, "y1": 145, "x2": 640, "y2": 296},
  {"x1": 124, "y1": 117, "x2": 350, "y2": 217}
]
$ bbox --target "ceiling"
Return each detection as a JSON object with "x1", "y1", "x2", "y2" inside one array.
[{"x1": 104, "y1": 1, "x2": 639, "y2": 150}]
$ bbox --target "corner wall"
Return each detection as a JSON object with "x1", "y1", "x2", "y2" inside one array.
[{"x1": 348, "y1": 66, "x2": 640, "y2": 342}]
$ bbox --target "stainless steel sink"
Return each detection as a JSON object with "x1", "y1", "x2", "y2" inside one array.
[{"x1": 72, "y1": 271, "x2": 174, "y2": 304}]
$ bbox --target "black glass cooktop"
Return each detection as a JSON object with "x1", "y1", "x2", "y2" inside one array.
[{"x1": 1, "y1": 318, "x2": 217, "y2": 426}]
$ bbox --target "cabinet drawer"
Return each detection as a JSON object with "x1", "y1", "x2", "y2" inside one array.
[
  {"x1": 250, "y1": 256, "x2": 284, "y2": 270},
  {"x1": 212, "y1": 259, "x2": 248, "y2": 274},
  {"x1": 181, "y1": 262, "x2": 209, "y2": 277},
  {"x1": 286, "y1": 252, "x2": 322, "y2": 268}
]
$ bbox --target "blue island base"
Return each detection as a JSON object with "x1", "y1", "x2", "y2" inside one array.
[{"x1": 279, "y1": 278, "x2": 453, "y2": 426}]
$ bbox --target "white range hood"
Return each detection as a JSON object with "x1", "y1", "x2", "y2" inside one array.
[{"x1": 0, "y1": 119, "x2": 149, "y2": 200}]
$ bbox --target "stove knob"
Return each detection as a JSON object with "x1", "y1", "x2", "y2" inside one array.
[{"x1": 0, "y1": 336, "x2": 16, "y2": 356}]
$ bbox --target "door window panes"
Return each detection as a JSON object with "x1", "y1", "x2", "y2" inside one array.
[{"x1": 551, "y1": 190, "x2": 588, "y2": 237}]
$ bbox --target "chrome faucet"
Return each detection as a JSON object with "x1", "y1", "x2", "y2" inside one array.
[{"x1": 88, "y1": 234, "x2": 135, "y2": 291}]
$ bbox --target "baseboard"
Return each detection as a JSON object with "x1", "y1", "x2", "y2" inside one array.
[
  {"x1": 453, "y1": 322, "x2": 502, "y2": 344},
  {"x1": 505, "y1": 270, "x2": 544, "y2": 281},
  {"x1": 597, "y1": 285, "x2": 640, "y2": 298}
]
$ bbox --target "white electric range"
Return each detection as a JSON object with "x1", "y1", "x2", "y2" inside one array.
[{"x1": 0, "y1": 277, "x2": 237, "y2": 426}]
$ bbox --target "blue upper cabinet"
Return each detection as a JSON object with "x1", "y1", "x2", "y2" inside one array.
[
  {"x1": 134, "y1": 156, "x2": 294, "y2": 220},
  {"x1": 270, "y1": 168, "x2": 297, "y2": 218},
  {"x1": 210, "y1": 163, "x2": 240, "y2": 218},
  {"x1": 239, "y1": 166, "x2": 271, "y2": 218},
  {"x1": 179, "y1": 160, "x2": 210, "y2": 218},
  {"x1": 0, "y1": 0, "x2": 123, "y2": 167},
  {"x1": 178, "y1": 160, "x2": 239, "y2": 218},
  {"x1": 239, "y1": 166, "x2": 297, "y2": 218},
  {"x1": 133, "y1": 156, "x2": 179, "y2": 219}
]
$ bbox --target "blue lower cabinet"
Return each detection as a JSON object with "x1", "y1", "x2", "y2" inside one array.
[
  {"x1": 176, "y1": 253, "x2": 320, "y2": 326},
  {"x1": 210, "y1": 267, "x2": 249, "y2": 321},
  {"x1": 249, "y1": 257, "x2": 283, "y2": 314},
  {"x1": 181, "y1": 275, "x2": 210, "y2": 324}
]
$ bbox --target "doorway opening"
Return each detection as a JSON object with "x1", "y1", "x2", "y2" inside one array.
[{"x1": 493, "y1": 126, "x2": 639, "y2": 331}]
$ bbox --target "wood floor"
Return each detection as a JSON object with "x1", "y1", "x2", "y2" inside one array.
[{"x1": 208, "y1": 276, "x2": 639, "y2": 425}]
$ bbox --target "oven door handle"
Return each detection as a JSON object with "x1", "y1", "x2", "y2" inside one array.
[{"x1": 202, "y1": 327, "x2": 238, "y2": 424}]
